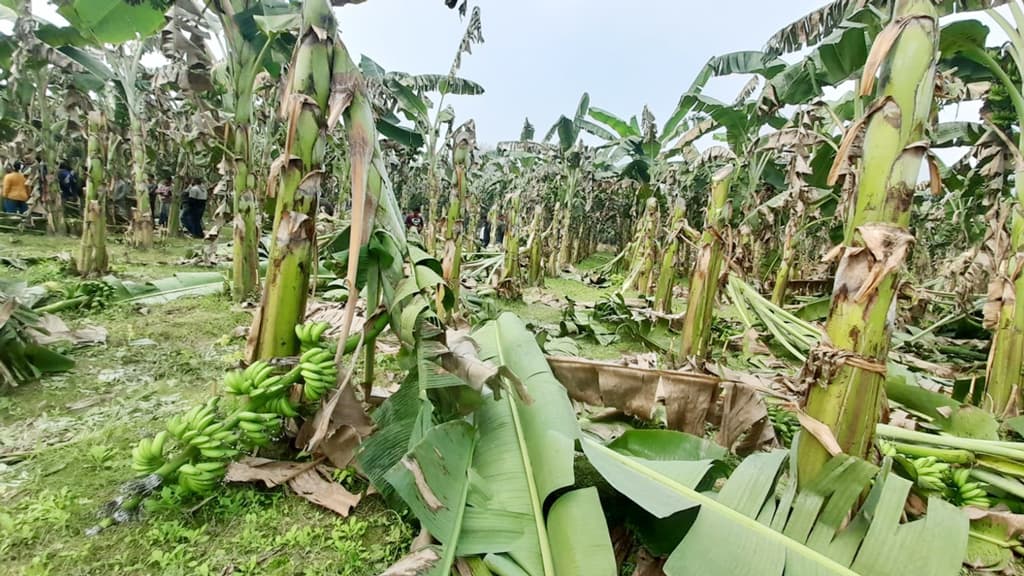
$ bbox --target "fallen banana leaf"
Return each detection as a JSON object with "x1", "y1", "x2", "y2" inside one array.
[
  {"x1": 581, "y1": 438, "x2": 968, "y2": 576},
  {"x1": 376, "y1": 313, "x2": 616, "y2": 576},
  {"x1": 470, "y1": 313, "x2": 616, "y2": 575},
  {"x1": 546, "y1": 356, "x2": 720, "y2": 436},
  {"x1": 112, "y1": 272, "x2": 227, "y2": 304}
]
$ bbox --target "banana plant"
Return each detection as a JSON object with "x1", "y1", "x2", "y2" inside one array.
[
  {"x1": 207, "y1": 0, "x2": 294, "y2": 301},
  {"x1": 938, "y1": 11, "x2": 1024, "y2": 415},
  {"x1": 540, "y1": 92, "x2": 612, "y2": 270},
  {"x1": 798, "y1": 0, "x2": 939, "y2": 484},
  {"x1": 369, "y1": 11, "x2": 485, "y2": 253},
  {"x1": 77, "y1": 111, "x2": 107, "y2": 276}
]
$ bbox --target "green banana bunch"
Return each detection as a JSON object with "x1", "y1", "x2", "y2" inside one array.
[
  {"x1": 224, "y1": 361, "x2": 274, "y2": 396},
  {"x1": 295, "y1": 321, "x2": 330, "y2": 352},
  {"x1": 767, "y1": 403, "x2": 800, "y2": 448},
  {"x1": 949, "y1": 468, "x2": 991, "y2": 508},
  {"x1": 75, "y1": 280, "x2": 116, "y2": 310},
  {"x1": 131, "y1": 431, "x2": 168, "y2": 475},
  {"x1": 298, "y1": 346, "x2": 338, "y2": 402},
  {"x1": 176, "y1": 461, "x2": 227, "y2": 495},
  {"x1": 912, "y1": 456, "x2": 950, "y2": 492},
  {"x1": 236, "y1": 411, "x2": 282, "y2": 446},
  {"x1": 166, "y1": 398, "x2": 220, "y2": 440}
]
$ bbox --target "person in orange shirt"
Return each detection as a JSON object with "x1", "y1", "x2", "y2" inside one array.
[{"x1": 2, "y1": 161, "x2": 28, "y2": 214}]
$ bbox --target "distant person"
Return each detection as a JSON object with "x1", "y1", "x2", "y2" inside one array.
[
  {"x1": 405, "y1": 207, "x2": 424, "y2": 232},
  {"x1": 495, "y1": 214, "x2": 507, "y2": 245},
  {"x1": 57, "y1": 162, "x2": 81, "y2": 204},
  {"x1": 183, "y1": 178, "x2": 208, "y2": 238},
  {"x1": 156, "y1": 178, "x2": 172, "y2": 227},
  {"x1": 2, "y1": 162, "x2": 29, "y2": 214},
  {"x1": 147, "y1": 175, "x2": 159, "y2": 222}
]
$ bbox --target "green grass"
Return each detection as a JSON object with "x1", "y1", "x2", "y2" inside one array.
[
  {"x1": 0, "y1": 233, "x2": 221, "y2": 283},
  {"x1": 0, "y1": 240, "x2": 412, "y2": 576}
]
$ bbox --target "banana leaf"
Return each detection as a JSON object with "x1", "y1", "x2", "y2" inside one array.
[
  {"x1": 582, "y1": 437, "x2": 968, "y2": 576},
  {"x1": 103, "y1": 272, "x2": 226, "y2": 305},
  {"x1": 0, "y1": 298, "x2": 74, "y2": 389},
  {"x1": 381, "y1": 313, "x2": 616, "y2": 575}
]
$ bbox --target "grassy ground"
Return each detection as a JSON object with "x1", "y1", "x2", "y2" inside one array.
[{"x1": 0, "y1": 234, "x2": 411, "y2": 576}]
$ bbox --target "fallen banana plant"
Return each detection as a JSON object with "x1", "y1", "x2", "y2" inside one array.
[{"x1": 582, "y1": 437, "x2": 968, "y2": 576}]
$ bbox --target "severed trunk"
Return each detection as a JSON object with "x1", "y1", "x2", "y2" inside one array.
[
  {"x1": 622, "y1": 197, "x2": 660, "y2": 294},
  {"x1": 654, "y1": 199, "x2": 686, "y2": 314},
  {"x1": 128, "y1": 115, "x2": 153, "y2": 249},
  {"x1": 527, "y1": 204, "x2": 544, "y2": 287},
  {"x1": 798, "y1": 0, "x2": 937, "y2": 484},
  {"x1": 439, "y1": 125, "x2": 473, "y2": 320},
  {"x1": 678, "y1": 166, "x2": 733, "y2": 362},
  {"x1": 984, "y1": 173, "x2": 1024, "y2": 414},
  {"x1": 771, "y1": 187, "x2": 808, "y2": 306},
  {"x1": 78, "y1": 111, "x2": 108, "y2": 276},
  {"x1": 503, "y1": 193, "x2": 522, "y2": 290}
]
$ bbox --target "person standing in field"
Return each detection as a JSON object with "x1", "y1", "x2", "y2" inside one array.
[
  {"x1": 156, "y1": 178, "x2": 172, "y2": 228},
  {"x1": 2, "y1": 161, "x2": 29, "y2": 214},
  {"x1": 183, "y1": 178, "x2": 208, "y2": 238}
]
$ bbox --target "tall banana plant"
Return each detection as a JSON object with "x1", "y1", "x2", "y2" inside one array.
[
  {"x1": 374, "y1": 10, "x2": 485, "y2": 253},
  {"x1": 247, "y1": 0, "x2": 335, "y2": 359},
  {"x1": 939, "y1": 10, "x2": 1024, "y2": 414},
  {"x1": 541, "y1": 92, "x2": 612, "y2": 270},
  {"x1": 208, "y1": 0, "x2": 289, "y2": 301},
  {"x1": 798, "y1": 0, "x2": 938, "y2": 484}
]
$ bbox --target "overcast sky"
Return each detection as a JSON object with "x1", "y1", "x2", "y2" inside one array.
[{"x1": 335, "y1": 0, "x2": 826, "y2": 146}]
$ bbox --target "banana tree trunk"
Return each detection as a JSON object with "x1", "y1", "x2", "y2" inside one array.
[
  {"x1": 985, "y1": 173, "x2": 1024, "y2": 414},
  {"x1": 503, "y1": 194, "x2": 521, "y2": 289},
  {"x1": 771, "y1": 191, "x2": 806, "y2": 306},
  {"x1": 654, "y1": 200, "x2": 686, "y2": 314},
  {"x1": 556, "y1": 168, "x2": 578, "y2": 270},
  {"x1": 168, "y1": 150, "x2": 186, "y2": 238},
  {"x1": 622, "y1": 197, "x2": 659, "y2": 294},
  {"x1": 128, "y1": 115, "x2": 153, "y2": 249},
  {"x1": 439, "y1": 144, "x2": 468, "y2": 320},
  {"x1": 527, "y1": 204, "x2": 544, "y2": 287},
  {"x1": 230, "y1": 78, "x2": 260, "y2": 301},
  {"x1": 799, "y1": 0, "x2": 937, "y2": 484},
  {"x1": 248, "y1": 0, "x2": 331, "y2": 360},
  {"x1": 78, "y1": 111, "x2": 107, "y2": 276},
  {"x1": 678, "y1": 166, "x2": 733, "y2": 362},
  {"x1": 36, "y1": 68, "x2": 65, "y2": 235},
  {"x1": 426, "y1": 161, "x2": 440, "y2": 253}
]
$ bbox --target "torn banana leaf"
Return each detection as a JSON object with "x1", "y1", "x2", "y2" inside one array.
[{"x1": 582, "y1": 438, "x2": 968, "y2": 576}]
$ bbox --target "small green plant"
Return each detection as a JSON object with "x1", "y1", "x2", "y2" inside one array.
[{"x1": 87, "y1": 444, "x2": 117, "y2": 468}]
